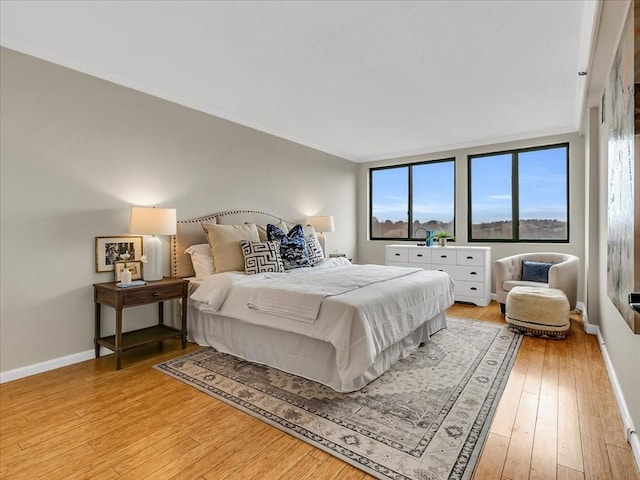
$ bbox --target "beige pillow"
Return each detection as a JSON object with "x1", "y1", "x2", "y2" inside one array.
[
  {"x1": 205, "y1": 224, "x2": 260, "y2": 272},
  {"x1": 250, "y1": 221, "x2": 289, "y2": 242}
]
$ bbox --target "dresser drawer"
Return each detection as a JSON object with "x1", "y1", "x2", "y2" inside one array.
[
  {"x1": 408, "y1": 249, "x2": 431, "y2": 263},
  {"x1": 123, "y1": 284, "x2": 185, "y2": 306},
  {"x1": 384, "y1": 245, "x2": 491, "y2": 307},
  {"x1": 453, "y1": 280, "x2": 485, "y2": 298},
  {"x1": 430, "y1": 249, "x2": 457, "y2": 265},
  {"x1": 441, "y1": 265, "x2": 484, "y2": 282},
  {"x1": 456, "y1": 249, "x2": 485, "y2": 267},
  {"x1": 386, "y1": 247, "x2": 408, "y2": 263}
]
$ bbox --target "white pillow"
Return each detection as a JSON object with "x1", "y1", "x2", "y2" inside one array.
[{"x1": 184, "y1": 244, "x2": 214, "y2": 278}]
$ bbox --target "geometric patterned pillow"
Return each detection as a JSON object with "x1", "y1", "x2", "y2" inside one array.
[
  {"x1": 240, "y1": 240, "x2": 285, "y2": 275},
  {"x1": 305, "y1": 234, "x2": 324, "y2": 265},
  {"x1": 266, "y1": 224, "x2": 311, "y2": 270}
]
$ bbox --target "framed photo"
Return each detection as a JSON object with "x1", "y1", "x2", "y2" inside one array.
[
  {"x1": 95, "y1": 236, "x2": 143, "y2": 272},
  {"x1": 114, "y1": 261, "x2": 143, "y2": 282}
]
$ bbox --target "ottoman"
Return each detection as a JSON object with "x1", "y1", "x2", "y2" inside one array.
[{"x1": 505, "y1": 286, "x2": 570, "y2": 339}]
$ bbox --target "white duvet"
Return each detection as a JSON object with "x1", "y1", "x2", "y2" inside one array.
[{"x1": 190, "y1": 258, "x2": 455, "y2": 384}]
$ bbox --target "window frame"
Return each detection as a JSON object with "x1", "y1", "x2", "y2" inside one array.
[
  {"x1": 369, "y1": 158, "x2": 456, "y2": 241},
  {"x1": 467, "y1": 142, "x2": 570, "y2": 243}
]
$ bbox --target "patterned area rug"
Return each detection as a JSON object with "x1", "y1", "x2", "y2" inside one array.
[{"x1": 155, "y1": 317, "x2": 521, "y2": 480}]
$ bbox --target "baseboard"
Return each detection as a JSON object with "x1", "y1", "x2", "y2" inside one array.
[
  {"x1": 0, "y1": 347, "x2": 111, "y2": 384},
  {"x1": 595, "y1": 325, "x2": 640, "y2": 474},
  {"x1": 576, "y1": 301, "x2": 599, "y2": 335}
]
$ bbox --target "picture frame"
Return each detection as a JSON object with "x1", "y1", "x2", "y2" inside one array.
[
  {"x1": 114, "y1": 260, "x2": 143, "y2": 282},
  {"x1": 95, "y1": 236, "x2": 143, "y2": 272}
]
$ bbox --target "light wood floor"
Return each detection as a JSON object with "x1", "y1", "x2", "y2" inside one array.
[{"x1": 1, "y1": 302, "x2": 638, "y2": 479}]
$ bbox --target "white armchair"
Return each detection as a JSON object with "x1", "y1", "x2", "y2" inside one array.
[{"x1": 495, "y1": 252, "x2": 579, "y2": 312}]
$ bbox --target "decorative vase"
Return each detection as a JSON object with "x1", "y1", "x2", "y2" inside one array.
[{"x1": 438, "y1": 237, "x2": 447, "y2": 247}]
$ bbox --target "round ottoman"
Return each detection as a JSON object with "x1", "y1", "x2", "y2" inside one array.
[{"x1": 505, "y1": 286, "x2": 570, "y2": 339}]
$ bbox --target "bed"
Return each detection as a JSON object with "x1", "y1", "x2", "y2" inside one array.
[{"x1": 171, "y1": 210, "x2": 455, "y2": 392}]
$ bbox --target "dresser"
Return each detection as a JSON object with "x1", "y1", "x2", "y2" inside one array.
[{"x1": 385, "y1": 244, "x2": 491, "y2": 306}]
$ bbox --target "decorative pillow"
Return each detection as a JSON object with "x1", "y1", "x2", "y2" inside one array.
[
  {"x1": 201, "y1": 221, "x2": 216, "y2": 238},
  {"x1": 184, "y1": 243, "x2": 214, "y2": 278},
  {"x1": 266, "y1": 224, "x2": 311, "y2": 270},
  {"x1": 305, "y1": 234, "x2": 324, "y2": 265},
  {"x1": 521, "y1": 260, "x2": 553, "y2": 283},
  {"x1": 249, "y1": 222, "x2": 289, "y2": 242},
  {"x1": 240, "y1": 240, "x2": 285, "y2": 274},
  {"x1": 204, "y1": 223, "x2": 260, "y2": 273}
]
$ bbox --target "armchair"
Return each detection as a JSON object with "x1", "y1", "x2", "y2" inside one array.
[{"x1": 495, "y1": 252, "x2": 579, "y2": 312}]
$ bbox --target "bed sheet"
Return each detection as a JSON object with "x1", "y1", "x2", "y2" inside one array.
[{"x1": 189, "y1": 261, "x2": 455, "y2": 388}]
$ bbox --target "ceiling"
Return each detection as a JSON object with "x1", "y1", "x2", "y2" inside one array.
[{"x1": 0, "y1": 1, "x2": 599, "y2": 162}]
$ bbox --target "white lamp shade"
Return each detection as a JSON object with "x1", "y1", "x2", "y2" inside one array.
[
  {"x1": 307, "y1": 215, "x2": 334, "y2": 233},
  {"x1": 130, "y1": 207, "x2": 177, "y2": 235},
  {"x1": 130, "y1": 206, "x2": 176, "y2": 281}
]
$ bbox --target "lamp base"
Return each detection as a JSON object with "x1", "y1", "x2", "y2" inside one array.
[
  {"x1": 143, "y1": 236, "x2": 163, "y2": 281},
  {"x1": 317, "y1": 232, "x2": 328, "y2": 257}
]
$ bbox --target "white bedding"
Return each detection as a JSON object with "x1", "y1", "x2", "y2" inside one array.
[
  {"x1": 189, "y1": 258, "x2": 455, "y2": 389},
  {"x1": 245, "y1": 263, "x2": 423, "y2": 322}
]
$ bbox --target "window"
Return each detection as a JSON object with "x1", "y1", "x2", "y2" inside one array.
[
  {"x1": 468, "y1": 143, "x2": 569, "y2": 242},
  {"x1": 370, "y1": 159, "x2": 455, "y2": 240}
]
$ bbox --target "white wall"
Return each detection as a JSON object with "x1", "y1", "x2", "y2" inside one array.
[
  {"x1": 356, "y1": 132, "x2": 586, "y2": 301},
  {"x1": 593, "y1": 104, "x2": 640, "y2": 460},
  {"x1": 0, "y1": 48, "x2": 357, "y2": 374},
  {"x1": 590, "y1": 0, "x2": 640, "y2": 449}
]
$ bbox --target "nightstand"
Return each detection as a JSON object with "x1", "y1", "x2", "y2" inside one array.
[{"x1": 93, "y1": 277, "x2": 189, "y2": 370}]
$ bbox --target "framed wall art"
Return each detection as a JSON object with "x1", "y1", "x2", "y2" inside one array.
[
  {"x1": 607, "y1": 4, "x2": 640, "y2": 333},
  {"x1": 114, "y1": 260, "x2": 143, "y2": 282},
  {"x1": 95, "y1": 236, "x2": 143, "y2": 273}
]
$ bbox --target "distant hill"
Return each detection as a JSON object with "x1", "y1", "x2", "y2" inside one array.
[{"x1": 371, "y1": 218, "x2": 566, "y2": 240}]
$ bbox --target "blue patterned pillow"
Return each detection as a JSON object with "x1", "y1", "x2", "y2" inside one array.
[
  {"x1": 521, "y1": 260, "x2": 553, "y2": 283},
  {"x1": 240, "y1": 240, "x2": 284, "y2": 275},
  {"x1": 267, "y1": 224, "x2": 311, "y2": 270}
]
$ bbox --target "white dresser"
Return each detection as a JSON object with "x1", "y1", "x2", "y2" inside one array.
[{"x1": 385, "y1": 244, "x2": 491, "y2": 307}]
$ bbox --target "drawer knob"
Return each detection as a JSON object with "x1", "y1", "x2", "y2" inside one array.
[
  {"x1": 470, "y1": 287, "x2": 477, "y2": 291},
  {"x1": 152, "y1": 291, "x2": 161, "y2": 297},
  {"x1": 470, "y1": 271, "x2": 477, "y2": 275},
  {"x1": 440, "y1": 255, "x2": 447, "y2": 258},
  {"x1": 417, "y1": 254, "x2": 423, "y2": 257},
  {"x1": 395, "y1": 253, "x2": 400, "y2": 256},
  {"x1": 466, "y1": 256, "x2": 474, "y2": 259},
  {"x1": 438, "y1": 269, "x2": 444, "y2": 272}
]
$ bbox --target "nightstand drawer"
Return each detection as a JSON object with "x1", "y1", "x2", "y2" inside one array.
[{"x1": 123, "y1": 284, "x2": 185, "y2": 306}]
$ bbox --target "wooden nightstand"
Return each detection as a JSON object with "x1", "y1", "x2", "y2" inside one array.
[{"x1": 93, "y1": 277, "x2": 189, "y2": 370}]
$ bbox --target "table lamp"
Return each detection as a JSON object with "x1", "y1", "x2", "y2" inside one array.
[{"x1": 130, "y1": 206, "x2": 177, "y2": 281}]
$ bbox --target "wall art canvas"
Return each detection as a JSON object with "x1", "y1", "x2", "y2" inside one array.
[{"x1": 607, "y1": 5, "x2": 638, "y2": 332}]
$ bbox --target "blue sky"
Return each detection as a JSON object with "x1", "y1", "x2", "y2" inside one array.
[
  {"x1": 372, "y1": 146, "x2": 567, "y2": 223},
  {"x1": 372, "y1": 162, "x2": 454, "y2": 223}
]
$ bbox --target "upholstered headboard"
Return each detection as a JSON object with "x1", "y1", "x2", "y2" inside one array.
[{"x1": 171, "y1": 210, "x2": 320, "y2": 278}]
